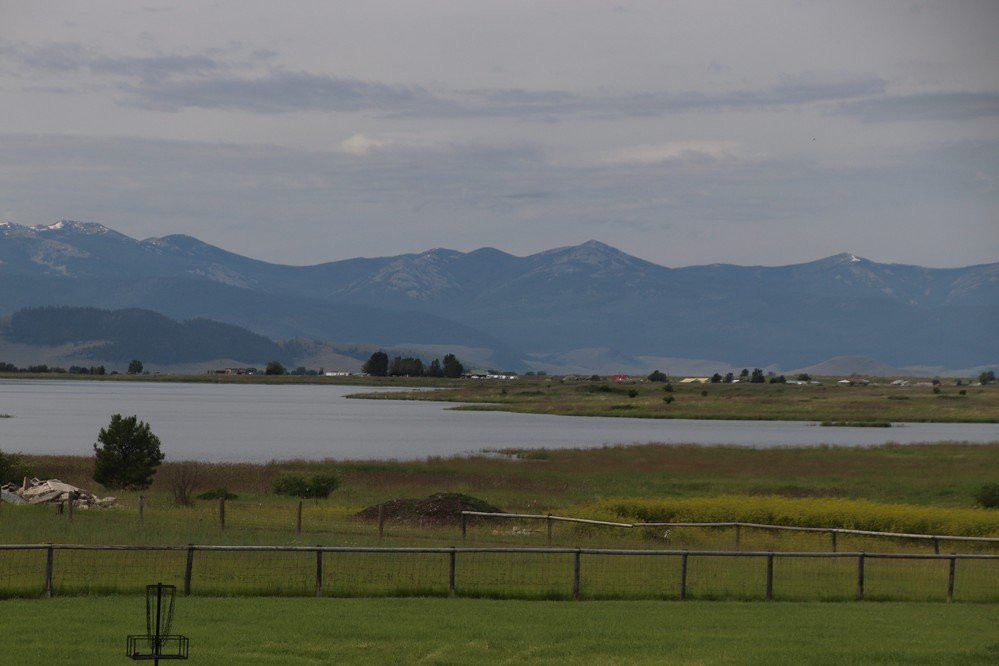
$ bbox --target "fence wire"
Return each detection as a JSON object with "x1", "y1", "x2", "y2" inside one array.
[{"x1": 1, "y1": 546, "x2": 996, "y2": 602}]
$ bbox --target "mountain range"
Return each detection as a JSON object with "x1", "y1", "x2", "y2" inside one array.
[{"x1": 0, "y1": 220, "x2": 996, "y2": 374}]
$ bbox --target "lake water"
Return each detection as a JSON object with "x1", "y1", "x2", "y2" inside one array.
[{"x1": 0, "y1": 379, "x2": 996, "y2": 462}]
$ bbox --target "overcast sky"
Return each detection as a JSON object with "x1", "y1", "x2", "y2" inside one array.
[{"x1": 1, "y1": 0, "x2": 997, "y2": 267}]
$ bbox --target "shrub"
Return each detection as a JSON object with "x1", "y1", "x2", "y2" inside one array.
[
  {"x1": 663, "y1": 395, "x2": 674, "y2": 404},
  {"x1": 627, "y1": 389, "x2": 638, "y2": 398},
  {"x1": 273, "y1": 473, "x2": 340, "y2": 499},
  {"x1": 0, "y1": 449, "x2": 31, "y2": 485},
  {"x1": 976, "y1": 483, "x2": 999, "y2": 509},
  {"x1": 198, "y1": 487, "x2": 239, "y2": 500},
  {"x1": 161, "y1": 461, "x2": 202, "y2": 506}
]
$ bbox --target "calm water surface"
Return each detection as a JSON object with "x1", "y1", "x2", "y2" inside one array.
[{"x1": 0, "y1": 380, "x2": 996, "y2": 461}]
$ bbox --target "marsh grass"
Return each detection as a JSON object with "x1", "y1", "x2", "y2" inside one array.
[{"x1": 352, "y1": 379, "x2": 999, "y2": 422}]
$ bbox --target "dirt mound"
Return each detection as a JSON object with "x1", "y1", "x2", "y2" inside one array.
[{"x1": 356, "y1": 492, "x2": 502, "y2": 525}]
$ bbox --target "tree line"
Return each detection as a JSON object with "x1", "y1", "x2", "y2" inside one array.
[{"x1": 362, "y1": 351, "x2": 465, "y2": 378}]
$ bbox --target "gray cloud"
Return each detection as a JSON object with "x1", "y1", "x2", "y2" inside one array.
[
  {"x1": 131, "y1": 72, "x2": 889, "y2": 119},
  {"x1": 834, "y1": 92, "x2": 999, "y2": 122},
  {"x1": 3, "y1": 41, "x2": 890, "y2": 119},
  {"x1": 1, "y1": 41, "x2": 223, "y2": 83}
]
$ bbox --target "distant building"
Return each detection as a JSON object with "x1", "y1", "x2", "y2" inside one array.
[
  {"x1": 680, "y1": 377, "x2": 710, "y2": 384},
  {"x1": 610, "y1": 374, "x2": 629, "y2": 382}
]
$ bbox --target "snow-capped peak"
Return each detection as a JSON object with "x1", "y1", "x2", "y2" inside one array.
[{"x1": 34, "y1": 220, "x2": 113, "y2": 234}]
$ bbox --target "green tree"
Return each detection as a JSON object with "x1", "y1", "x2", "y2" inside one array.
[
  {"x1": 647, "y1": 370, "x2": 668, "y2": 382},
  {"x1": 127, "y1": 359, "x2": 143, "y2": 374},
  {"x1": 740, "y1": 368, "x2": 749, "y2": 380},
  {"x1": 750, "y1": 368, "x2": 766, "y2": 383},
  {"x1": 724, "y1": 372, "x2": 734, "y2": 383},
  {"x1": 979, "y1": 370, "x2": 996, "y2": 385},
  {"x1": 796, "y1": 373, "x2": 812, "y2": 382},
  {"x1": 442, "y1": 353, "x2": 464, "y2": 378},
  {"x1": 427, "y1": 358, "x2": 443, "y2": 377},
  {"x1": 710, "y1": 373, "x2": 722, "y2": 383},
  {"x1": 363, "y1": 351, "x2": 389, "y2": 377},
  {"x1": 92, "y1": 414, "x2": 164, "y2": 490},
  {"x1": 265, "y1": 360, "x2": 286, "y2": 375}
]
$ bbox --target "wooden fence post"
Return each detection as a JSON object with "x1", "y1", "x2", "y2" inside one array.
[
  {"x1": 184, "y1": 544, "x2": 195, "y2": 596},
  {"x1": 830, "y1": 530, "x2": 837, "y2": 552},
  {"x1": 448, "y1": 548, "x2": 456, "y2": 598},
  {"x1": 766, "y1": 553, "x2": 774, "y2": 600},
  {"x1": 572, "y1": 548, "x2": 581, "y2": 601},
  {"x1": 378, "y1": 504, "x2": 384, "y2": 539},
  {"x1": 461, "y1": 513, "x2": 467, "y2": 541},
  {"x1": 138, "y1": 495, "x2": 145, "y2": 524},
  {"x1": 44, "y1": 545, "x2": 54, "y2": 598},
  {"x1": 67, "y1": 493, "x2": 74, "y2": 523},
  {"x1": 734, "y1": 524, "x2": 741, "y2": 551},
  {"x1": 296, "y1": 500, "x2": 303, "y2": 535},
  {"x1": 218, "y1": 497, "x2": 225, "y2": 531},
  {"x1": 315, "y1": 547, "x2": 323, "y2": 598},
  {"x1": 679, "y1": 552, "x2": 688, "y2": 601},
  {"x1": 856, "y1": 554, "x2": 865, "y2": 601},
  {"x1": 546, "y1": 515, "x2": 553, "y2": 546},
  {"x1": 947, "y1": 556, "x2": 956, "y2": 603},
  {"x1": 932, "y1": 537, "x2": 940, "y2": 554}
]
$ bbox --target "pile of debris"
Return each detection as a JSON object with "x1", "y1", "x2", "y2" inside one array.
[
  {"x1": 356, "y1": 492, "x2": 502, "y2": 526},
  {"x1": 0, "y1": 478, "x2": 116, "y2": 508}
]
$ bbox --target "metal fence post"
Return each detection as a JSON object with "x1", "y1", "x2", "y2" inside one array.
[
  {"x1": 766, "y1": 553, "x2": 774, "y2": 601},
  {"x1": 679, "y1": 552, "x2": 688, "y2": 601},
  {"x1": 448, "y1": 547, "x2": 456, "y2": 598},
  {"x1": 856, "y1": 553, "x2": 865, "y2": 601},
  {"x1": 315, "y1": 547, "x2": 323, "y2": 598},
  {"x1": 572, "y1": 548, "x2": 581, "y2": 601},
  {"x1": 184, "y1": 544, "x2": 195, "y2": 596},
  {"x1": 947, "y1": 556, "x2": 956, "y2": 603},
  {"x1": 44, "y1": 545, "x2": 54, "y2": 598}
]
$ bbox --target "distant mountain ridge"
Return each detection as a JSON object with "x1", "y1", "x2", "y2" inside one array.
[{"x1": 1, "y1": 220, "x2": 996, "y2": 371}]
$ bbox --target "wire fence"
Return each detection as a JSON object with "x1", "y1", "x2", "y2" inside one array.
[
  {"x1": 1, "y1": 544, "x2": 996, "y2": 603},
  {"x1": 461, "y1": 511, "x2": 999, "y2": 553}
]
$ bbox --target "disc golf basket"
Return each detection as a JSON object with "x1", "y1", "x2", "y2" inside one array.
[{"x1": 127, "y1": 583, "x2": 189, "y2": 662}]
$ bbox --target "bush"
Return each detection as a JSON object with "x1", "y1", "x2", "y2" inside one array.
[
  {"x1": 273, "y1": 473, "x2": 340, "y2": 499},
  {"x1": 975, "y1": 483, "x2": 999, "y2": 509},
  {"x1": 0, "y1": 449, "x2": 31, "y2": 485},
  {"x1": 198, "y1": 487, "x2": 239, "y2": 500},
  {"x1": 627, "y1": 389, "x2": 638, "y2": 398},
  {"x1": 93, "y1": 414, "x2": 165, "y2": 490}
]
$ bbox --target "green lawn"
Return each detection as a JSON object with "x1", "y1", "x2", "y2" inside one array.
[{"x1": 1, "y1": 597, "x2": 996, "y2": 664}]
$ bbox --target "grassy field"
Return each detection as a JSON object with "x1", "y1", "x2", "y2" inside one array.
[
  {"x1": 351, "y1": 377, "x2": 999, "y2": 422},
  {"x1": 2, "y1": 597, "x2": 997, "y2": 664}
]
